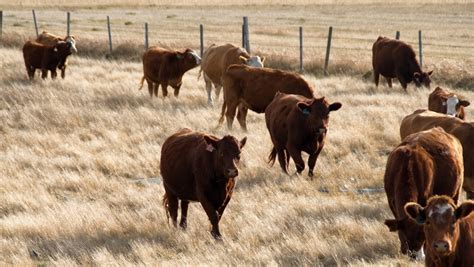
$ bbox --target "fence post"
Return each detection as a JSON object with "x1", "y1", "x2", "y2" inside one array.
[
  {"x1": 67, "y1": 11, "x2": 70, "y2": 36},
  {"x1": 395, "y1": 31, "x2": 400, "y2": 40},
  {"x1": 107, "y1": 16, "x2": 112, "y2": 53},
  {"x1": 299, "y1": 26, "x2": 303, "y2": 73},
  {"x1": 144, "y1": 22, "x2": 148, "y2": 50},
  {"x1": 242, "y1": 24, "x2": 245, "y2": 48},
  {"x1": 200, "y1": 24, "x2": 204, "y2": 57},
  {"x1": 243, "y1": 16, "x2": 250, "y2": 53},
  {"x1": 324, "y1": 26, "x2": 333, "y2": 76},
  {"x1": 418, "y1": 30, "x2": 423, "y2": 69},
  {"x1": 0, "y1": 11, "x2": 3, "y2": 40},
  {"x1": 32, "y1": 9, "x2": 39, "y2": 37}
]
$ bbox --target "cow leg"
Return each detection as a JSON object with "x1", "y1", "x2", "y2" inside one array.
[
  {"x1": 217, "y1": 197, "x2": 232, "y2": 222},
  {"x1": 179, "y1": 200, "x2": 189, "y2": 229},
  {"x1": 374, "y1": 71, "x2": 380, "y2": 87},
  {"x1": 51, "y1": 69, "x2": 58, "y2": 80},
  {"x1": 196, "y1": 188, "x2": 221, "y2": 239},
  {"x1": 41, "y1": 69, "x2": 48, "y2": 79},
  {"x1": 396, "y1": 73, "x2": 408, "y2": 91},
  {"x1": 161, "y1": 82, "x2": 169, "y2": 97},
  {"x1": 173, "y1": 84, "x2": 182, "y2": 97},
  {"x1": 225, "y1": 100, "x2": 239, "y2": 130},
  {"x1": 277, "y1": 148, "x2": 289, "y2": 174},
  {"x1": 287, "y1": 146, "x2": 305, "y2": 174},
  {"x1": 26, "y1": 66, "x2": 35, "y2": 80},
  {"x1": 147, "y1": 80, "x2": 154, "y2": 98},
  {"x1": 308, "y1": 147, "x2": 323, "y2": 179},
  {"x1": 236, "y1": 104, "x2": 248, "y2": 131},
  {"x1": 215, "y1": 84, "x2": 222, "y2": 101},
  {"x1": 385, "y1": 77, "x2": 392, "y2": 88},
  {"x1": 61, "y1": 66, "x2": 66, "y2": 79},
  {"x1": 166, "y1": 194, "x2": 179, "y2": 228},
  {"x1": 205, "y1": 78, "x2": 214, "y2": 105}
]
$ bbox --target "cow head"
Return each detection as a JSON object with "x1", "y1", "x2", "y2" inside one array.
[
  {"x1": 429, "y1": 87, "x2": 470, "y2": 119},
  {"x1": 64, "y1": 35, "x2": 77, "y2": 53},
  {"x1": 405, "y1": 196, "x2": 474, "y2": 257},
  {"x1": 54, "y1": 41, "x2": 74, "y2": 57},
  {"x1": 177, "y1": 49, "x2": 201, "y2": 68},
  {"x1": 444, "y1": 96, "x2": 470, "y2": 119},
  {"x1": 204, "y1": 135, "x2": 247, "y2": 179},
  {"x1": 296, "y1": 97, "x2": 342, "y2": 136},
  {"x1": 384, "y1": 218, "x2": 425, "y2": 259},
  {"x1": 413, "y1": 70, "x2": 433, "y2": 88},
  {"x1": 239, "y1": 55, "x2": 265, "y2": 68}
]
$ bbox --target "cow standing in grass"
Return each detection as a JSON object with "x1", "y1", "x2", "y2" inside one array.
[
  {"x1": 428, "y1": 87, "x2": 470, "y2": 120},
  {"x1": 35, "y1": 31, "x2": 77, "y2": 79}
]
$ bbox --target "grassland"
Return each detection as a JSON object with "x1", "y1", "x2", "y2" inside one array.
[{"x1": 1, "y1": 2, "x2": 474, "y2": 266}]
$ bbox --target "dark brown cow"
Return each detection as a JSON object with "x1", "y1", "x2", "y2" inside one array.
[
  {"x1": 400, "y1": 110, "x2": 474, "y2": 199},
  {"x1": 372, "y1": 36, "x2": 433, "y2": 90},
  {"x1": 265, "y1": 92, "x2": 341, "y2": 177},
  {"x1": 36, "y1": 31, "x2": 77, "y2": 79},
  {"x1": 384, "y1": 127, "x2": 464, "y2": 259},
  {"x1": 428, "y1": 87, "x2": 470, "y2": 120},
  {"x1": 198, "y1": 43, "x2": 264, "y2": 105},
  {"x1": 22, "y1": 40, "x2": 75, "y2": 80},
  {"x1": 160, "y1": 128, "x2": 246, "y2": 239},
  {"x1": 405, "y1": 196, "x2": 474, "y2": 267},
  {"x1": 220, "y1": 65, "x2": 314, "y2": 130},
  {"x1": 139, "y1": 47, "x2": 201, "y2": 98}
]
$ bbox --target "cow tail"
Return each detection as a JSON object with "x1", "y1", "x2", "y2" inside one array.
[
  {"x1": 162, "y1": 193, "x2": 170, "y2": 224},
  {"x1": 218, "y1": 101, "x2": 226, "y2": 124},
  {"x1": 139, "y1": 76, "x2": 145, "y2": 90},
  {"x1": 268, "y1": 147, "x2": 277, "y2": 166}
]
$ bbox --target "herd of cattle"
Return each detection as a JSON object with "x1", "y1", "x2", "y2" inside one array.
[{"x1": 21, "y1": 32, "x2": 473, "y2": 266}]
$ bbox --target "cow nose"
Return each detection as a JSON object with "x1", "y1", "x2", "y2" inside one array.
[
  {"x1": 227, "y1": 169, "x2": 238, "y2": 177},
  {"x1": 433, "y1": 241, "x2": 449, "y2": 253}
]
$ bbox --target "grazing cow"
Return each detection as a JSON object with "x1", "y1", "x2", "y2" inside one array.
[
  {"x1": 265, "y1": 92, "x2": 341, "y2": 177},
  {"x1": 139, "y1": 47, "x2": 201, "y2": 98},
  {"x1": 400, "y1": 110, "x2": 474, "y2": 199},
  {"x1": 35, "y1": 31, "x2": 77, "y2": 79},
  {"x1": 220, "y1": 65, "x2": 314, "y2": 130},
  {"x1": 372, "y1": 36, "x2": 433, "y2": 90},
  {"x1": 405, "y1": 196, "x2": 474, "y2": 267},
  {"x1": 22, "y1": 40, "x2": 75, "y2": 80},
  {"x1": 160, "y1": 128, "x2": 246, "y2": 239},
  {"x1": 198, "y1": 43, "x2": 265, "y2": 105},
  {"x1": 428, "y1": 87, "x2": 470, "y2": 120},
  {"x1": 384, "y1": 127, "x2": 464, "y2": 259}
]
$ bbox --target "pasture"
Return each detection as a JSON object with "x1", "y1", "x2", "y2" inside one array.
[{"x1": 1, "y1": 1, "x2": 473, "y2": 266}]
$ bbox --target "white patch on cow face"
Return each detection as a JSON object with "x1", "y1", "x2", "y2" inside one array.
[
  {"x1": 188, "y1": 50, "x2": 201, "y2": 65},
  {"x1": 65, "y1": 36, "x2": 77, "y2": 53},
  {"x1": 415, "y1": 248, "x2": 425, "y2": 261},
  {"x1": 446, "y1": 96, "x2": 459, "y2": 116},
  {"x1": 428, "y1": 204, "x2": 453, "y2": 223},
  {"x1": 246, "y1": 56, "x2": 264, "y2": 68}
]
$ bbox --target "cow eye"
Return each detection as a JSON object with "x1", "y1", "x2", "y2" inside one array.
[
  {"x1": 236, "y1": 154, "x2": 241, "y2": 160},
  {"x1": 425, "y1": 221, "x2": 430, "y2": 226}
]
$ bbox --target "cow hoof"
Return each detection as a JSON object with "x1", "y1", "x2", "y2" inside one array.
[
  {"x1": 211, "y1": 231, "x2": 222, "y2": 241},
  {"x1": 308, "y1": 170, "x2": 314, "y2": 178}
]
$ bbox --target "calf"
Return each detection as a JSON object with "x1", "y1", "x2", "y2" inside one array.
[
  {"x1": 384, "y1": 127, "x2": 464, "y2": 259},
  {"x1": 428, "y1": 87, "x2": 470, "y2": 120},
  {"x1": 22, "y1": 40, "x2": 74, "y2": 80},
  {"x1": 220, "y1": 65, "x2": 314, "y2": 130},
  {"x1": 405, "y1": 196, "x2": 474, "y2": 267},
  {"x1": 160, "y1": 128, "x2": 246, "y2": 239},
  {"x1": 139, "y1": 47, "x2": 201, "y2": 98},
  {"x1": 265, "y1": 92, "x2": 341, "y2": 177},
  {"x1": 372, "y1": 36, "x2": 433, "y2": 90},
  {"x1": 36, "y1": 31, "x2": 77, "y2": 79}
]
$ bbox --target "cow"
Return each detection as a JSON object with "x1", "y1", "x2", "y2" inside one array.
[
  {"x1": 160, "y1": 128, "x2": 246, "y2": 239},
  {"x1": 372, "y1": 36, "x2": 433, "y2": 91},
  {"x1": 428, "y1": 87, "x2": 470, "y2": 120},
  {"x1": 400, "y1": 110, "x2": 474, "y2": 199},
  {"x1": 219, "y1": 65, "x2": 314, "y2": 130},
  {"x1": 22, "y1": 40, "x2": 75, "y2": 80},
  {"x1": 265, "y1": 92, "x2": 341, "y2": 177},
  {"x1": 405, "y1": 196, "x2": 474, "y2": 267},
  {"x1": 35, "y1": 31, "x2": 77, "y2": 79},
  {"x1": 384, "y1": 127, "x2": 464, "y2": 259},
  {"x1": 139, "y1": 47, "x2": 201, "y2": 98},
  {"x1": 198, "y1": 43, "x2": 265, "y2": 105}
]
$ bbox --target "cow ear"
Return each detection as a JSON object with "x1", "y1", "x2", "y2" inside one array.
[
  {"x1": 384, "y1": 219, "x2": 401, "y2": 232},
  {"x1": 239, "y1": 56, "x2": 248, "y2": 64},
  {"x1": 404, "y1": 202, "x2": 426, "y2": 225},
  {"x1": 428, "y1": 70, "x2": 433, "y2": 76},
  {"x1": 204, "y1": 136, "x2": 218, "y2": 152},
  {"x1": 460, "y1": 100, "x2": 470, "y2": 107},
  {"x1": 239, "y1": 137, "x2": 247, "y2": 149},
  {"x1": 455, "y1": 201, "x2": 474, "y2": 220},
  {"x1": 297, "y1": 101, "x2": 311, "y2": 115},
  {"x1": 329, "y1": 102, "x2": 342, "y2": 112},
  {"x1": 260, "y1": 56, "x2": 265, "y2": 63}
]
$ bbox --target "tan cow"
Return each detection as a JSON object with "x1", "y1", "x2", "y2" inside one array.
[
  {"x1": 428, "y1": 87, "x2": 470, "y2": 120},
  {"x1": 35, "y1": 31, "x2": 77, "y2": 79},
  {"x1": 400, "y1": 110, "x2": 474, "y2": 199},
  {"x1": 199, "y1": 44, "x2": 265, "y2": 105}
]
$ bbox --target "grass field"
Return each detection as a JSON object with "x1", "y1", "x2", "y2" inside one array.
[{"x1": 1, "y1": 2, "x2": 474, "y2": 266}]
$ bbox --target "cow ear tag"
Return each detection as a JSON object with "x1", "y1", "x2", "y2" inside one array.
[
  {"x1": 54, "y1": 47, "x2": 58, "y2": 52},
  {"x1": 206, "y1": 144, "x2": 215, "y2": 152},
  {"x1": 302, "y1": 108, "x2": 310, "y2": 115}
]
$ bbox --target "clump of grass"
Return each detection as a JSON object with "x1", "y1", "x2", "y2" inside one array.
[{"x1": 124, "y1": 21, "x2": 133, "y2": 26}]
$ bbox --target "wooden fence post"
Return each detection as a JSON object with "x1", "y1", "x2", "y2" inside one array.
[
  {"x1": 0, "y1": 11, "x2": 3, "y2": 40},
  {"x1": 299, "y1": 26, "x2": 303, "y2": 72},
  {"x1": 32, "y1": 9, "x2": 39, "y2": 37},
  {"x1": 395, "y1": 31, "x2": 400, "y2": 40},
  {"x1": 107, "y1": 16, "x2": 112, "y2": 53},
  {"x1": 242, "y1": 24, "x2": 245, "y2": 48},
  {"x1": 324, "y1": 26, "x2": 333, "y2": 76},
  {"x1": 200, "y1": 24, "x2": 204, "y2": 57},
  {"x1": 67, "y1": 11, "x2": 70, "y2": 36},
  {"x1": 243, "y1": 16, "x2": 250, "y2": 53},
  {"x1": 418, "y1": 30, "x2": 423, "y2": 69},
  {"x1": 144, "y1": 22, "x2": 149, "y2": 50}
]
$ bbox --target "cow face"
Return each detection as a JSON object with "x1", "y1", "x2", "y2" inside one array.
[
  {"x1": 405, "y1": 196, "x2": 474, "y2": 257},
  {"x1": 204, "y1": 135, "x2": 247, "y2": 179},
  {"x1": 180, "y1": 49, "x2": 201, "y2": 66},
  {"x1": 297, "y1": 97, "x2": 342, "y2": 136},
  {"x1": 239, "y1": 55, "x2": 265, "y2": 68},
  {"x1": 54, "y1": 41, "x2": 74, "y2": 56},
  {"x1": 64, "y1": 36, "x2": 77, "y2": 53},
  {"x1": 384, "y1": 218, "x2": 425, "y2": 258},
  {"x1": 413, "y1": 71, "x2": 433, "y2": 88}
]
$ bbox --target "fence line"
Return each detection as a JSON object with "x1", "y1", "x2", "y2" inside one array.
[{"x1": 107, "y1": 16, "x2": 112, "y2": 52}]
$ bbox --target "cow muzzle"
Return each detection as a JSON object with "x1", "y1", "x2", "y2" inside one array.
[
  {"x1": 226, "y1": 168, "x2": 238, "y2": 178},
  {"x1": 433, "y1": 240, "x2": 451, "y2": 255}
]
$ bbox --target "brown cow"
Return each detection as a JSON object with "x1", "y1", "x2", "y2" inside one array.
[
  {"x1": 35, "y1": 31, "x2": 77, "y2": 79},
  {"x1": 372, "y1": 36, "x2": 433, "y2": 91},
  {"x1": 405, "y1": 196, "x2": 474, "y2": 267},
  {"x1": 428, "y1": 87, "x2": 470, "y2": 120},
  {"x1": 139, "y1": 47, "x2": 201, "y2": 98},
  {"x1": 199, "y1": 43, "x2": 265, "y2": 105},
  {"x1": 265, "y1": 92, "x2": 341, "y2": 177},
  {"x1": 160, "y1": 128, "x2": 246, "y2": 239},
  {"x1": 384, "y1": 127, "x2": 464, "y2": 259},
  {"x1": 400, "y1": 110, "x2": 474, "y2": 199},
  {"x1": 220, "y1": 65, "x2": 314, "y2": 130},
  {"x1": 22, "y1": 40, "x2": 75, "y2": 80}
]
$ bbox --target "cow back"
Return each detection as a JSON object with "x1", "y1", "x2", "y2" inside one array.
[
  {"x1": 372, "y1": 36, "x2": 419, "y2": 79},
  {"x1": 201, "y1": 44, "x2": 249, "y2": 85}
]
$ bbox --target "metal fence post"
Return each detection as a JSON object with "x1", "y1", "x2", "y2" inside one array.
[{"x1": 324, "y1": 26, "x2": 333, "y2": 76}]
